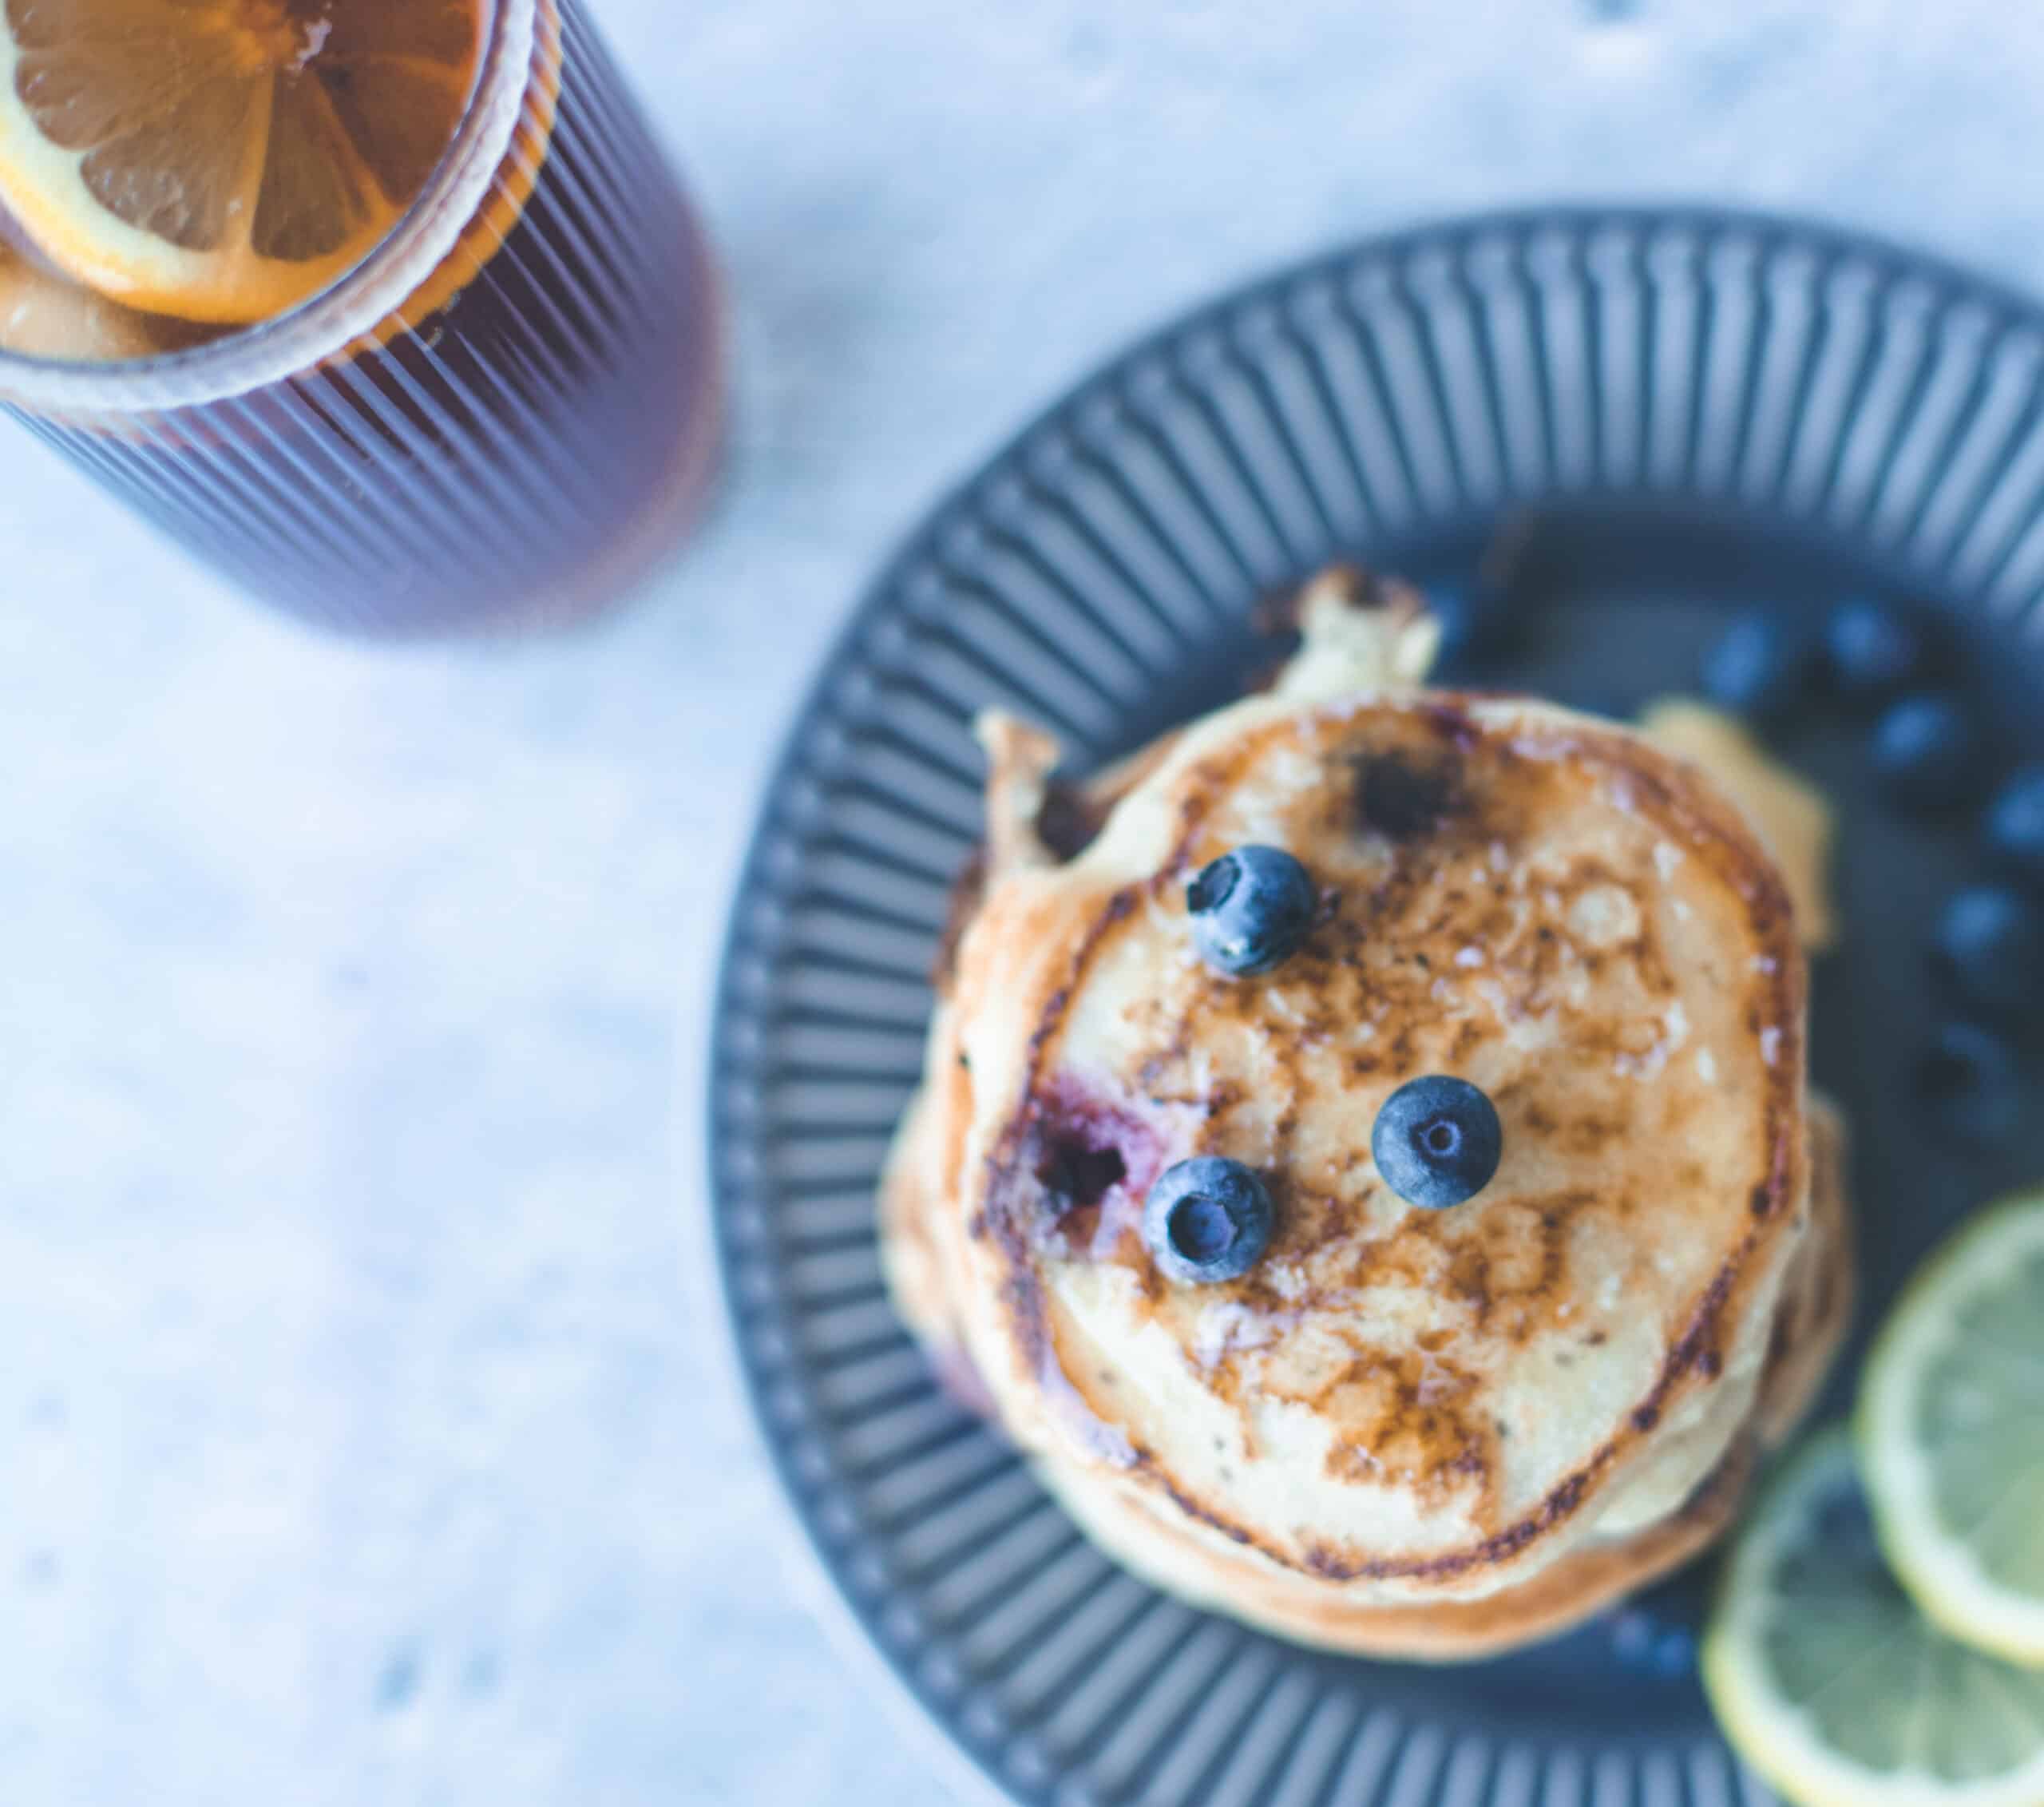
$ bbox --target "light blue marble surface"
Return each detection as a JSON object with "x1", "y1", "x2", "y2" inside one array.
[{"x1": 8, "y1": 2, "x2": 2044, "y2": 1801}]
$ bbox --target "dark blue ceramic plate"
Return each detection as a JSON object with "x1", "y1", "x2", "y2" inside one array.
[{"x1": 709, "y1": 207, "x2": 2044, "y2": 1806}]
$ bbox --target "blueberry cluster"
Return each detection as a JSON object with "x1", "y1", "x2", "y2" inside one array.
[
  {"x1": 1165, "y1": 850, "x2": 1511, "y2": 1279},
  {"x1": 1701, "y1": 600, "x2": 2044, "y2": 1145},
  {"x1": 1702, "y1": 599, "x2": 1983, "y2": 807},
  {"x1": 1156, "y1": 846, "x2": 1328, "y2": 1284},
  {"x1": 1608, "y1": 1606, "x2": 1700, "y2": 1682}
]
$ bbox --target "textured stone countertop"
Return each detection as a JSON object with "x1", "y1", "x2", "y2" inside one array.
[{"x1": 6, "y1": 2, "x2": 2044, "y2": 1801}]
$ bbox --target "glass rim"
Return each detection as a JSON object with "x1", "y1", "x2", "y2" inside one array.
[{"x1": 0, "y1": 0, "x2": 537, "y2": 415}]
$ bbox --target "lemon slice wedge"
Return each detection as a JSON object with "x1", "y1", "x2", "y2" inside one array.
[
  {"x1": 0, "y1": 241, "x2": 209, "y2": 359},
  {"x1": 1705, "y1": 1428, "x2": 2044, "y2": 1807},
  {"x1": 1860, "y1": 1194, "x2": 2044, "y2": 1667},
  {"x1": 0, "y1": 0, "x2": 479, "y2": 326}
]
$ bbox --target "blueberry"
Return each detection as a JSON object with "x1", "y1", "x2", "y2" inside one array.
[
  {"x1": 1372, "y1": 1075, "x2": 1503, "y2": 1209},
  {"x1": 1701, "y1": 612, "x2": 1810, "y2": 724},
  {"x1": 1824, "y1": 600, "x2": 1930, "y2": 707},
  {"x1": 1871, "y1": 695, "x2": 1984, "y2": 812},
  {"x1": 1609, "y1": 1610, "x2": 1657, "y2": 1669},
  {"x1": 1915, "y1": 1022, "x2": 2025, "y2": 1147},
  {"x1": 1931, "y1": 885, "x2": 2044, "y2": 1018},
  {"x1": 1142, "y1": 1157, "x2": 1275, "y2": 1284},
  {"x1": 1650, "y1": 1627, "x2": 1699, "y2": 1680},
  {"x1": 1986, "y1": 767, "x2": 2044, "y2": 890},
  {"x1": 1186, "y1": 846, "x2": 1317, "y2": 977},
  {"x1": 1611, "y1": 1612, "x2": 1697, "y2": 1679}
]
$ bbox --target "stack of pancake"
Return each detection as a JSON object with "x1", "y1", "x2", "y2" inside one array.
[{"x1": 881, "y1": 569, "x2": 1854, "y2": 1659}]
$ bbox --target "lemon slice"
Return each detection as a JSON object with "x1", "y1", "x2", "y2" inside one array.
[
  {"x1": 0, "y1": 241, "x2": 211, "y2": 359},
  {"x1": 1704, "y1": 1429, "x2": 2044, "y2": 1807},
  {"x1": 1860, "y1": 1195, "x2": 2044, "y2": 1666},
  {"x1": 0, "y1": 0, "x2": 481, "y2": 326},
  {"x1": 350, "y1": 0, "x2": 561, "y2": 351}
]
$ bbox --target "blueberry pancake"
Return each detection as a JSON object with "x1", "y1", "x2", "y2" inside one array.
[{"x1": 881, "y1": 569, "x2": 1852, "y2": 1659}]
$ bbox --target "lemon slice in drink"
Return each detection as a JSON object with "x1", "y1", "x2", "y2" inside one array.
[
  {"x1": 0, "y1": 240, "x2": 211, "y2": 359},
  {"x1": 1860, "y1": 1194, "x2": 2044, "y2": 1666},
  {"x1": 353, "y1": 0, "x2": 560, "y2": 350},
  {"x1": 0, "y1": 0, "x2": 481, "y2": 326},
  {"x1": 1704, "y1": 1429, "x2": 2044, "y2": 1807}
]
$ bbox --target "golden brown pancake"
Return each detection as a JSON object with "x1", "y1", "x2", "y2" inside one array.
[
  {"x1": 1015, "y1": 1099, "x2": 1851, "y2": 1659},
  {"x1": 881, "y1": 567, "x2": 1853, "y2": 1658}
]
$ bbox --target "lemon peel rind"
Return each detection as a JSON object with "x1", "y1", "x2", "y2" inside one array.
[
  {"x1": 1858, "y1": 1197, "x2": 2044, "y2": 1669},
  {"x1": 1704, "y1": 1429, "x2": 2044, "y2": 1807}
]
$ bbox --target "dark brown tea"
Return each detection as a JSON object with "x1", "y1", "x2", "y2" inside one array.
[{"x1": 0, "y1": 0, "x2": 720, "y2": 632}]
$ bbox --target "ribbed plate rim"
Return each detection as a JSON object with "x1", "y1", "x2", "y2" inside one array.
[{"x1": 705, "y1": 200, "x2": 2044, "y2": 1807}]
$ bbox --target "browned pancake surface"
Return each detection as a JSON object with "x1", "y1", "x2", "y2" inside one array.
[{"x1": 953, "y1": 693, "x2": 1807, "y2": 1591}]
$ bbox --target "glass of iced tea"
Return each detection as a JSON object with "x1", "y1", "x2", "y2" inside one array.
[{"x1": 0, "y1": 0, "x2": 722, "y2": 634}]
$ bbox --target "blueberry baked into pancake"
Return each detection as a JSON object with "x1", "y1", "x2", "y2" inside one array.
[{"x1": 881, "y1": 569, "x2": 1854, "y2": 1661}]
